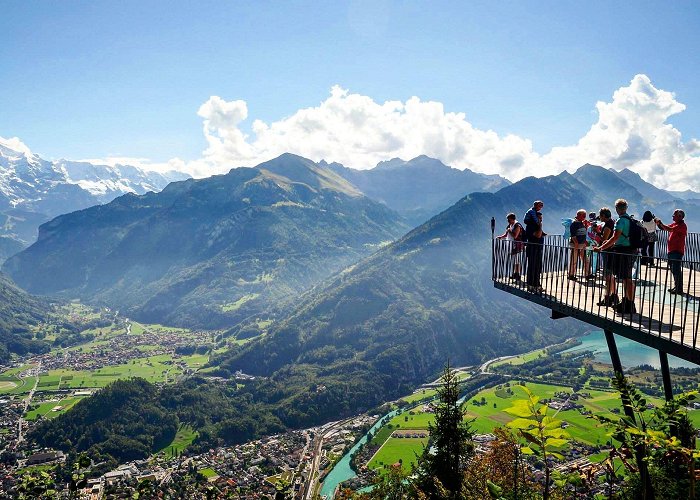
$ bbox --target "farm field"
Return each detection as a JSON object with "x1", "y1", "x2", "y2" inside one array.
[
  {"x1": 25, "y1": 396, "x2": 85, "y2": 421},
  {"x1": 381, "y1": 381, "x2": 676, "y2": 451},
  {"x1": 367, "y1": 437, "x2": 428, "y2": 473},
  {"x1": 491, "y1": 348, "x2": 549, "y2": 368},
  {"x1": 399, "y1": 388, "x2": 437, "y2": 404},
  {"x1": 0, "y1": 364, "x2": 36, "y2": 395},
  {"x1": 36, "y1": 353, "x2": 204, "y2": 390}
]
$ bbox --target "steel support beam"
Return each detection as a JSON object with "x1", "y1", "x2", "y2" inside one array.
[
  {"x1": 604, "y1": 329, "x2": 653, "y2": 499},
  {"x1": 603, "y1": 329, "x2": 625, "y2": 375},
  {"x1": 659, "y1": 351, "x2": 674, "y2": 401}
]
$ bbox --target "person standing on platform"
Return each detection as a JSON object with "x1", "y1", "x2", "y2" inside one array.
[
  {"x1": 594, "y1": 208, "x2": 617, "y2": 305},
  {"x1": 496, "y1": 213, "x2": 525, "y2": 282},
  {"x1": 568, "y1": 209, "x2": 592, "y2": 280},
  {"x1": 593, "y1": 199, "x2": 636, "y2": 314},
  {"x1": 641, "y1": 210, "x2": 657, "y2": 266},
  {"x1": 524, "y1": 200, "x2": 545, "y2": 292},
  {"x1": 655, "y1": 209, "x2": 688, "y2": 294}
]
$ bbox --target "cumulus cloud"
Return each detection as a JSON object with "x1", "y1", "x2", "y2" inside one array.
[
  {"x1": 185, "y1": 75, "x2": 700, "y2": 191},
  {"x1": 539, "y1": 74, "x2": 698, "y2": 189}
]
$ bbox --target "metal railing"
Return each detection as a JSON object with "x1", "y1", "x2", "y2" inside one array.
[{"x1": 491, "y1": 234, "x2": 700, "y2": 360}]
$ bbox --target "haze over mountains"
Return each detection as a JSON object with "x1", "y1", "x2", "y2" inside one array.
[
  {"x1": 324, "y1": 155, "x2": 510, "y2": 226},
  {"x1": 4, "y1": 154, "x2": 408, "y2": 328},
  {"x1": 0, "y1": 138, "x2": 188, "y2": 260}
]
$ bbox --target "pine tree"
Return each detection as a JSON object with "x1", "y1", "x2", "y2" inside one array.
[{"x1": 414, "y1": 361, "x2": 474, "y2": 497}]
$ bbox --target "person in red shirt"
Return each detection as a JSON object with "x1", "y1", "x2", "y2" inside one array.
[{"x1": 655, "y1": 209, "x2": 687, "y2": 294}]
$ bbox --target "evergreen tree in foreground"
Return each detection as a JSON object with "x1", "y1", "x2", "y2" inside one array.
[{"x1": 414, "y1": 361, "x2": 475, "y2": 497}]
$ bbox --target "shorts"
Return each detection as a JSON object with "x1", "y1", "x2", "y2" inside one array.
[
  {"x1": 510, "y1": 241, "x2": 525, "y2": 255},
  {"x1": 607, "y1": 246, "x2": 636, "y2": 279}
]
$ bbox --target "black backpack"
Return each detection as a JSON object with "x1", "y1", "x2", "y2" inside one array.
[
  {"x1": 513, "y1": 222, "x2": 526, "y2": 242},
  {"x1": 622, "y1": 214, "x2": 649, "y2": 249}
]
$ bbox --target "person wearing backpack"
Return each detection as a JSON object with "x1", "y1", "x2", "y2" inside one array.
[
  {"x1": 593, "y1": 199, "x2": 636, "y2": 314},
  {"x1": 568, "y1": 209, "x2": 593, "y2": 280},
  {"x1": 655, "y1": 209, "x2": 687, "y2": 294},
  {"x1": 496, "y1": 213, "x2": 525, "y2": 282}
]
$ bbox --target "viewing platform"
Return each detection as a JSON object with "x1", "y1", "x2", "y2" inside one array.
[{"x1": 491, "y1": 232, "x2": 700, "y2": 370}]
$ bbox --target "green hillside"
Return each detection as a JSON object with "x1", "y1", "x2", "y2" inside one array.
[{"x1": 216, "y1": 190, "x2": 586, "y2": 422}]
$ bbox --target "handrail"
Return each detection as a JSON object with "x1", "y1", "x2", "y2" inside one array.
[{"x1": 491, "y1": 235, "x2": 700, "y2": 358}]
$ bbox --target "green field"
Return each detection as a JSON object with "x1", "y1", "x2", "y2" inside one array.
[
  {"x1": 37, "y1": 354, "x2": 185, "y2": 390},
  {"x1": 491, "y1": 349, "x2": 549, "y2": 368},
  {"x1": 25, "y1": 397, "x2": 84, "y2": 421},
  {"x1": 381, "y1": 382, "x2": 674, "y2": 451},
  {"x1": 367, "y1": 437, "x2": 428, "y2": 472},
  {"x1": 0, "y1": 364, "x2": 36, "y2": 395},
  {"x1": 199, "y1": 467, "x2": 218, "y2": 479},
  {"x1": 390, "y1": 411, "x2": 435, "y2": 429},
  {"x1": 266, "y1": 470, "x2": 293, "y2": 486},
  {"x1": 221, "y1": 293, "x2": 260, "y2": 312},
  {"x1": 400, "y1": 389, "x2": 437, "y2": 404},
  {"x1": 179, "y1": 353, "x2": 209, "y2": 369},
  {"x1": 158, "y1": 424, "x2": 199, "y2": 458}
]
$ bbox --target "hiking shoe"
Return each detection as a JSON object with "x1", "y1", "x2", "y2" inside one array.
[
  {"x1": 586, "y1": 274, "x2": 596, "y2": 280},
  {"x1": 615, "y1": 298, "x2": 637, "y2": 315},
  {"x1": 668, "y1": 288, "x2": 682, "y2": 295},
  {"x1": 597, "y1": 294, "x2": 619, "y2": 307}
]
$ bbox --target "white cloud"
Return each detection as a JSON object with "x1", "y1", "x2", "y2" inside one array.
[
  {"x1": 185, "y1": 75, "x2": 700, "y2": 191},
  {"x1": 539, "y1": 74, "x2": 697, "y2": 189}
]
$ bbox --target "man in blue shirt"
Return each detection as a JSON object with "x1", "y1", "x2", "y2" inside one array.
[{"x1": 524, "y1": 200, "x2": 545, "y2": 291}]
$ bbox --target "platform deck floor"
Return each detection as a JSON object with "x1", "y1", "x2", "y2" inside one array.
[{"x1": 495, "y1": 264, "x2": 700, "y2": 349}]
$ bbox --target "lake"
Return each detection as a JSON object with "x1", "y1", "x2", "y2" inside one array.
[{"x1": 562, "y1": 330, "x2": 697, "y2": 369}]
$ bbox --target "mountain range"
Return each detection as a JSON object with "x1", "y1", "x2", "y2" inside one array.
[
  {"x1": 323, "y1": 155, "x2": 510, "y2": 226},
  {"x1": 0, "y1": 138, "x2": 188, "y2": 260},
  {"x1": 3, "y1": 154, "x2": 408, "y2": 328}
]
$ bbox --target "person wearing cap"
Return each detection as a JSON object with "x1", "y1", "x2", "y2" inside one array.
[{"x1": 656, "y1": 209, "x2": 688, "y2": 294}]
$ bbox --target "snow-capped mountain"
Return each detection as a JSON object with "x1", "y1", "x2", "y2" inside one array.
[
  {"x1": 56, "y1": 160, "x2": 187, "y2": 202},
  {"x1": 0, "y1": 137, "x2": 189, "y2": 259}
]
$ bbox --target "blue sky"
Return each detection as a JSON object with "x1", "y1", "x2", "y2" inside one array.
[{"x1": 1, "y1": 1, "x2": 699, "y2": 186}]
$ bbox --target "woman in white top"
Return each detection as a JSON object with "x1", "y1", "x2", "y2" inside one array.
[
  {"x1": 496, "y1": 213, "x2": 524, "y2": 281},
  {"x1": 641, "y1": 210, "x2": 657, "y2": 266}
]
